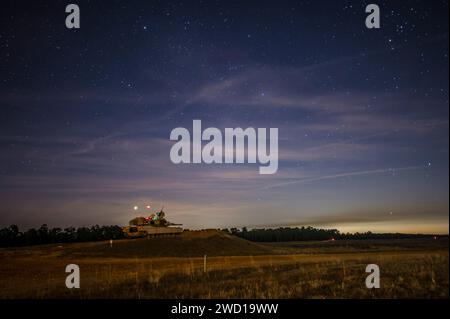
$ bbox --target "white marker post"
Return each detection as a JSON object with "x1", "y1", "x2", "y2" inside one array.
[{"x1": 204, "y1": 255, "x2": 207, "y2": 273}]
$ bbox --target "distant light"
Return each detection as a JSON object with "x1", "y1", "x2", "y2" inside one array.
[
  {"x1": 146, "y1": 205, "x2": 151, "y2": 209},
  {"x1": 133, "y1": 206, "x2": 138, "y2": 210}
]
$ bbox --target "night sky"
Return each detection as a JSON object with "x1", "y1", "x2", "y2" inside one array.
[{"x1": 1, "y1": 1, "x2": 448, "y2": 233}]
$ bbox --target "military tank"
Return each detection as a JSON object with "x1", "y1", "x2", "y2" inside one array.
[{"x1": 122, "y1": 208, "x2": 183, "y2": 238}]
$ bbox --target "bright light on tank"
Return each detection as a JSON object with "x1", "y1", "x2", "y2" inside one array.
[{"x1": 133, "y1": 206, "x2": 138, "y2": 210}]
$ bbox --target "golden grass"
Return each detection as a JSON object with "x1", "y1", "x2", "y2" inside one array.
[{"x1": 0, "y1": 233, "x2": 448, "y2": 299}]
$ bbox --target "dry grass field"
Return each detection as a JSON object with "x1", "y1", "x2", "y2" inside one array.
[{"x1": 0, "y1": 230, "x2": 448, "y2": 299}]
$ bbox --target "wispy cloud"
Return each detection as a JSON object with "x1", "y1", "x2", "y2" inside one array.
[{"x1": 263, "y1": 165, "x2": 427, "y2": 189}]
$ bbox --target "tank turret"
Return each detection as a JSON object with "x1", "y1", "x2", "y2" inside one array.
[{"x1": 123, "y1": 208, "x2": 183, "y2": 238}]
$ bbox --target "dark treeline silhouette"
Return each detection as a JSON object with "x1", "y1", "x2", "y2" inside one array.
[
  {"x1": 1, "y1": 224, "x2": 443, "y2": 247},
  {"x1": 0, "y1": 224, "x2": 125, "y2": 247},
  {"x1": 222, "y1": 226, "x2": 440, "y2": 242}
]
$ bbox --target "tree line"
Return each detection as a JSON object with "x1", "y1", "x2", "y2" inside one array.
[
  {"x1": 0, "y1": 224, "x2": 125, "y2": 247},
  {"x1": 222, "y1": 226, "x2": 438, "y2": 242},
  {"x1": 0, "y1": 224, "x2": 441, "y2": 247}
]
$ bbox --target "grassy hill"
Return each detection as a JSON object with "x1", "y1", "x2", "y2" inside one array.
[
  {"x1": 60, "y1": 229, "x2": 273, "y2": 258},
  {"x1": 0, "y1": 230, "x2": 448, "y2": 298}
]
